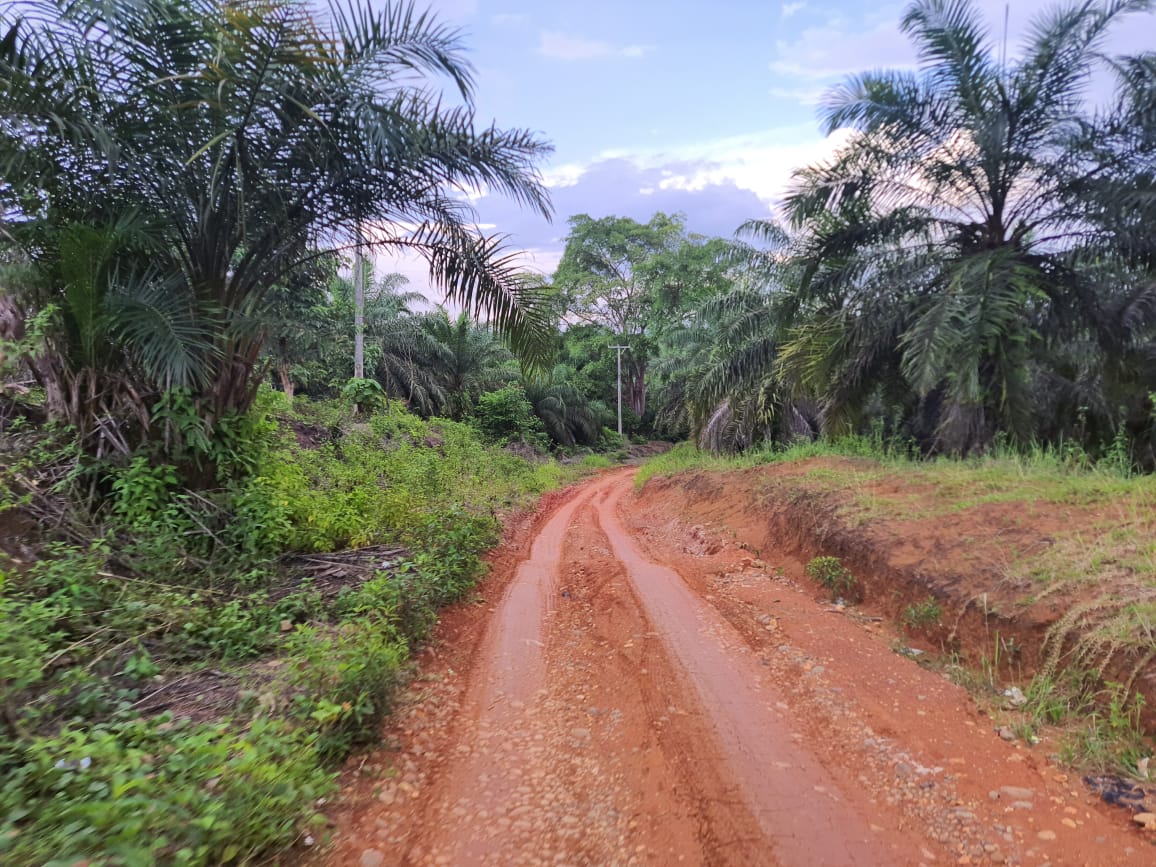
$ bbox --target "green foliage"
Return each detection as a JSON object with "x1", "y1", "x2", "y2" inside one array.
[
  {"x1": 0, "y1": 581, "x2": 63, "y2": 731},
  {"x1": 581, "y1": 454, "x2": 614, "y2": 470},
  {"x1": 1, "y1": 0, "x2": 554, "y2": 452},
  {"x1": 1, "y1": 342, "x2": 581, "y2": 862},
  {"x1": 805, "y1": 556, "x2": 859, "y2": 601},
  {"x1": 111, "y1": 457, "x2": 180, "y2": 530},
  {"x1": 341, "y1": 377, "x2": 387, "y2": 413},
  {"x1": 901, "y1": 597, "x2": 942, "y2": 632},
  {"x1": 286, "y1": 620, "x2": 405, "y2": 761},
  {"x1": 1059, "y1": 684, "x2": 1151, "y2": 775},
  {"x1": 473, "y1": 385, "x2": 549, "y2": 449},
  {"x1": 0, "y1": 715, "x2": 332, "y2": 866}
]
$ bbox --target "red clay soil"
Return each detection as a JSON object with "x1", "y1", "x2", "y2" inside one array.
[
  {"x1": 639, "y1": 459, "x2": 1156, "y2": 722},
  {"x1": 306, "y1": 468, "x2": 1155, "y2": 867}
]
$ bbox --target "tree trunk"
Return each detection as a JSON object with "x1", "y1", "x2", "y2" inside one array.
[
  {"x1": 277, "y1": 336, "x2": 295, "y2": 400},
  {"x1": 277, "y1": 362, "x2": 295, "y2": 401},
  {"x1": 626, "y1": 357, "x2": 647, "y2": 418}
]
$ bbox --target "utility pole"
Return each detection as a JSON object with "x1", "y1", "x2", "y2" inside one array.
[
  {"x1": 611, "y1": 344, "x2": 630, "y2": 437},
  {"x1": 353, "y1": 224, "x2": 365, "y2": 381}
]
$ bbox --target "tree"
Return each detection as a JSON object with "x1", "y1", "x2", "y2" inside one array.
[
  {"x1": 552, "y1": 212, "x2": 686, "y2": 419},
  {"x1": 377, "y1": 309, "x2": 515, "y2": 419},
  {"x1": 264, "y1": 260, "x2": 422, "y2": 401},
  {"x1": 0, "y1": 0, "x2": 553, "y2": 460},
  {"x1": 778, "y1": 0, "x2": 1156, "y2": 453}
]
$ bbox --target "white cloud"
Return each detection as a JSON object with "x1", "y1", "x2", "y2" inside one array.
[
  {"x1": 597, "y1": 126, "x2": 854, "y2": 209},
  {"x1": 541, "y1": 162, "x2": 587, "y2": 189},
  {"x1": 492, "y1": 12, "x2": 528, "y2": 27},
  {"x1": 770, "y1": 16, "x2": 912, "y2": 81},
  {"x1": 781, "y1": 2, "x2": 807, "y2": 18},
  {"x1": 537, "y1": 31, "x2": 654, "y2": 61}
]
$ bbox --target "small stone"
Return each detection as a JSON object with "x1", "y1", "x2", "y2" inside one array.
[
  {"x1": 1037, "y1": 830, "x2": 1056, "y2": 841},
  {"x1": 997, "y1": 726, "x2": 1016, "y2": 741},
  {"x1": 1003, "y1": 686, "x2": 1027, "y2": 706},
  {"x1": 360, "y1": 850, "x2": 385, "y2": 867},
  {"x1": 999, "y1": 786, "x2": 1034, "y2": 800},
  {"x1": 279, "y1": 619, "x2": 294, "y2": 632},
  {"x1": 1131, "y1": 812, "x2": 1156, "y2": 829},
  {"x1": 1061, "y1": 818, "x2": 1077, "y2": 829}
]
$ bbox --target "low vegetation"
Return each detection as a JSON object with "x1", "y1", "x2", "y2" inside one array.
[{"x1": 0, "y1": 392, "x2": 579, "y2": 864}]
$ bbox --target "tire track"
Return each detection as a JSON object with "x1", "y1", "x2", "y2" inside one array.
[{"x1": 595, "y1": 477, "x2": 916, "y2": 866}]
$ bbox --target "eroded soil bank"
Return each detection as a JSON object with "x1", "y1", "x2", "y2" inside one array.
[
  {"x1": 635, "y1": 458, "x2": 1156, "y2": 722},
  {"x1": 307, "y1": 467, "x2": 1156, "y2": 867}
]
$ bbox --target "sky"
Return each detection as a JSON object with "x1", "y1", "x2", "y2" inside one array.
[{"x1": 378, "y1": 0, "x2": 1156, "y2": 297}]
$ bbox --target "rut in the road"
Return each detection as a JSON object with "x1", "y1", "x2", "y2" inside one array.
[
  {"x1": 317, "y1": 470, "x2": 1148, "y2": 867},
  {"x1": 393, "y1": 474, "x2": 918, "y2": 866}
]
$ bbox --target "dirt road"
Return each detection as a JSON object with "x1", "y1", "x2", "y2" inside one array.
[{"x1": 318, "y1": 470, "x2": 1150, "y2": 866}]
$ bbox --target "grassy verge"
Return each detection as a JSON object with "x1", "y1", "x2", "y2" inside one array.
[{"x1": 0, "y1": 392, "x2": 581, "y2": 865}]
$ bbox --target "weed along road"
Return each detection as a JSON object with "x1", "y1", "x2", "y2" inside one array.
[{"x1": 319, "y1": 470, "x2": 1147, "y2": 867}]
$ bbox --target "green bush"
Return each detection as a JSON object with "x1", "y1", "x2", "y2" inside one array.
[
  {"x1": 0, "y1": 395, "x2": 578, "y2": 865},
  {"x1": 901, "y1": 597, "x2": 943, "y2": 631},
  {"x1": 473, "y1": 384, "x2": 548, "y2": 449},
  {"x1": 0, "y1": 715, "x2": 332, "y2": 866},
  {"x1": 286, "y1": 619, "x2": 406, "y2": 760},
  {"x1": 805, "y1": 556, "x2": 859, "y2": 601},
  {"x1": 340, "y1": 377, "x2": 386, "y2": 413}
]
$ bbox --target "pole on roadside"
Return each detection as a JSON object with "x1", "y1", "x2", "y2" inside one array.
[
  {"x1": 611, "y1": 344, "x2": 630, "y2": 437},
  {"x1": 353, "y1": 224, "x2": 365, "y2": 381}
]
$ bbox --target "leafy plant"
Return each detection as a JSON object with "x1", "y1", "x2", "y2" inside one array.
[
  {"x1": 1059, "y1": 683, "x2": 1151, "y2": 774},
  {"x1": 805, "y1": 555, "x2": 859, "y2": 600},
  {"x1": 0, "y1": 715, "x2": 332, "y2": 865},
  {"x1": 286, "y1": 620, "x2": 406, "y2": 760},
  {"x1": 341, "y1": 377, "x2": 387, "y2": 413},
  {"x1": 902, "y1": 597, "x2": 942, "y2": 632},
  {"x1": 473, "y1": 384, "x2": 549, "y2": 449}
]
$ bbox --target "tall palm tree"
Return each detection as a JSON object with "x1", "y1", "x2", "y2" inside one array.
[
  {"x1": 781, "y1": 0, "x2": 1154, "y2": 453},
  {"x1": 0, "y1": 0, "x2": 553, "y2": 455}
]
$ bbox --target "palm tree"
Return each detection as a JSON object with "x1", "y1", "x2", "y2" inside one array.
[
  {"x1": 523, "y1": 377, "x2": 602, "y2": 447},
  {"x1": 781, "y1": 0, "x2": 1155, "y2": 453},
  {"x1": 377, "y1": 309, "x2": 515, "y2": 418},
  {"x1": 0, "y1": 0, "x2": 553, "y2": 457}
]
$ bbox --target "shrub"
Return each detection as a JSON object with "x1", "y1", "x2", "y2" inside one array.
[
  {"x1": 286, "y1": 619, "x2": 406, "y2": 760},
  {"x1": 805, "y1": 556, "x2": 859, "y2": 600},
  {"x1": 902, "y1": 597, "x2": 943, "y2": 631},
  {"x1": 473, "y1": 385, "x2": 548, "y2": 449},
  {"x1": 0, "y1": 715, "x2": 332, "y2": 866}
]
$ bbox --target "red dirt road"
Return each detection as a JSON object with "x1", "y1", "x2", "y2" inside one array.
[{"x1": 316, "y1": 470, "x2": 1151, "y2": 866}]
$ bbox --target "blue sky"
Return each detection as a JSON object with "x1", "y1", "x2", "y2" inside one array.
[{"x1": 383, "y1": 0, "x2": 1156, "y2": 292}]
